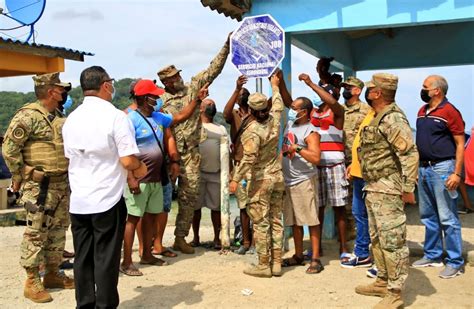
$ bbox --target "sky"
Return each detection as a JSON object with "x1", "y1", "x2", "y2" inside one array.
[{"x1": 0, "y1": 0, "x2": 472, "y2": 130}]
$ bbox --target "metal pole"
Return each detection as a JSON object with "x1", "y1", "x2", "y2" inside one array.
[{"x1": 256, "y1": 78, "x2": 262, "y2": 93}]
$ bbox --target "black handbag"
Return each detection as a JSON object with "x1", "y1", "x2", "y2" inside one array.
[{"x1": 136, "y1": 111, "x2": 170, "y2": 186}]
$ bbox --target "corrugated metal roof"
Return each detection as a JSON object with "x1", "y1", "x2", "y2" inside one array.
[
  {"x1": 0, "y1": 37, "x2": 93, "y2": 61},
  {"x1": 200, "y1": 0, "x2": 251, "y2": 21}
]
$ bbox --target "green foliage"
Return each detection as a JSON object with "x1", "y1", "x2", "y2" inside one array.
[{"x1": 0, "y1": 78, "x2": 229, "y2": 134}]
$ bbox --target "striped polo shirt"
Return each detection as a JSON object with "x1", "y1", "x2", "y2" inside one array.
[
  {"x1": 311, "y1": 108, "x2": 345, "y2": 166},
  {"x1": 416, "y1": 99, "x2": 465, "y2": 161}
]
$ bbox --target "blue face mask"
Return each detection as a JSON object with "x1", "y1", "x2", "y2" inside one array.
[
  {"x1": 288, "y1": 108, "x2": 299, "y2": 122},
  {"x1": 62, "y1": 95, "x2": 73, "y2": 112},
  {"x1": 148, "y1": 98, "x2": 163, "y2": 112},
  {"x1": 312, "y1": 99, "x2": 323, "y2": 108}
]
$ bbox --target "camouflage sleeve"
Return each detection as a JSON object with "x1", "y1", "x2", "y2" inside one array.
[
  {"x1": 270, "y1": 85, "x2": 284, "y2": 123},
  {"x1": 231, "y1": 129, "x2": 260, "y2": 183},
  {"x1": 188, "y1": 41, "x2": 230, "y2": 99},
  {"x1": 381, "y1": 112, "x2": 419, "y2": 193},
  {"x1": 1, "y1": 110, "x2": 35, "y2": 182}
]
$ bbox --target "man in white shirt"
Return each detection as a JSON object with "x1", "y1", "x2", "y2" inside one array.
[{"x1": 62, "y1": 66, "x2": 147, "y2": 308}]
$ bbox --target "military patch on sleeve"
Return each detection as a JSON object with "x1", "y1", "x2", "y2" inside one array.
[
  {"x1": 12, "y1": 127, "x2": 26, "y2": 141},
  {"x1": 393, "y1": 136, "x2": 408, "y2": 152}
]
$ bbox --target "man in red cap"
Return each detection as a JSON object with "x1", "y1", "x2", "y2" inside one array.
[{"x1": 120, "y1": 79, "x2": 209, "y2": 275}]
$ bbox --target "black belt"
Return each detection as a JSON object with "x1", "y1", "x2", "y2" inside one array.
[{"x1": 419, "y1": 158, "x2": 454, "y2": 167}]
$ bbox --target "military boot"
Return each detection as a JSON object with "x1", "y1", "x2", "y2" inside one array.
[
  {"x1": 43, "y1": 268, "x2": 75, "y2": 289},
  {"x1": 24, "y1": 268, "x2": 53, "y2": 303},
  {"x1": 173, "y1": 236, "x2": 195, "y2": 254},
  {"x1": 355, "y1": 278, "x2": 388, "y2": 297},
  {"x1": 374, "y1": 289, "x2": 404, "y2": 309},
  {"x1": 271, "y1": 248, "x2": 282, "y2": 277},
  {"x1": 243, "y1": 256, "x2": 272, "y2": 278}
]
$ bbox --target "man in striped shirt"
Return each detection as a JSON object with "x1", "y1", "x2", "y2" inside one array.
[{"x1": 298, "y1": 73, "x2": 349, "y2": 260}]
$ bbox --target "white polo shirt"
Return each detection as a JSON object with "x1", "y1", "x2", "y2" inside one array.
[{"x1": 63, "y1": 96, "x2": 139, "y2": 214}]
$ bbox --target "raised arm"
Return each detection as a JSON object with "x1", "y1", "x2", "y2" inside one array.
[
  {"x1": 274, "y1": 68, "x2": 293, "y2": 108},
  {"x1": 224, "y1": 75, "x2": 247, "y2": 123},
  {"x1": 171, "y1": 83, "x2": 210, "y2": 125},
  {"x1": 298, "y1": 73, "x2": 345, "y2": 123}
]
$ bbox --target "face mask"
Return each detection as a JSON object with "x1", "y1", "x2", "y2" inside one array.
[
  {"x1": 420, "y1": 89, "x2": 431, "y2": 103},
  {"x1": 151, "y1": 98, "x2": 163, "y2": 112},
  {"x1": 312, "y1": 99, "x2": 323, "y2": 108},
  {"x1": 62, "y1": 95, "x2": 73, "y2": 112},
  {"x1": 365, "y1": 89, "x2": 373, "y2": 106},
  {"x1": 106, "y1": 83, "x2": 115, "y2": 101},
  {"x1": 204, "y1": 104, "x2": 217, "y2": 118},
  {"x1": 342, "y1": 89, "x2": 353, "y2": 100}
]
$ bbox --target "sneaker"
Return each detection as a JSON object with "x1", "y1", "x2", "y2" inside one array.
[
  {"x1": 246, "y1": 247, "x2": 256, "y2": 255},
  {"x1": 439, "y1": 265, "x2": 464, "y2": 279},
  {"x1": 457, "y1": 207, "x2": 473, "y2": 214},
  {"x1": 234, "y1": 246, "x2": 249, "y2": 255},
  {"x1": 341, "y1": 255, "x2": 372, "y2": 268},
  {"x1": 366, "y1": 265, "x2": 378, "y2": 278},
  {"x1": 412, "y1": 257, "x2": 443, "y2": 268}
]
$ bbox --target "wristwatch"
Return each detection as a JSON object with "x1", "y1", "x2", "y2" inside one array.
[{"x1": 296, "y1": 146, "x2": 303, "y2": 153}]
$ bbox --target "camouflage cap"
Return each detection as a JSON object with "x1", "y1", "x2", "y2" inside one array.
[
  {"x1": 248, "y1": 92, "x2": 268, "y2": 111},
  {"x1": 341, "y1": 76, "x2": 364, "y2": 89},
  {"x1": 157, "y1": 65, "x2": 182, "y2": 81},
  {"x1": 365, "y1": 73, "x2": 398, "y2": 91},
  {"x1": 32, "y1": 72, "x2": 71, "y2": 91}
]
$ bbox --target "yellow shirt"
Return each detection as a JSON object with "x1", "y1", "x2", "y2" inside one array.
[{"x1": 350, "y1": 109, "x2": 375, "y2": 178}]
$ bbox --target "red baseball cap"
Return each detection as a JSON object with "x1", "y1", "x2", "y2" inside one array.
[{"x1": 133, "y1": 79, "x2": 165, "y2": 96}]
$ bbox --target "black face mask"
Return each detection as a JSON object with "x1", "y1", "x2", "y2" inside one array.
[
  {"x1": 342, "y1": 89, "x2": 353, "y2": 100},
  {"x1": 58, "y1": 91, "x2": 68, "y2": 105},
  {"x1": 420, "y1": 89, "x2": 431, "y2": 103},
  {"x1": 204, "y1": 104, "x2": 217, "y2": 118},
  {"x1": 365, "y1": 89, "x2": 373, "y2": 107}
]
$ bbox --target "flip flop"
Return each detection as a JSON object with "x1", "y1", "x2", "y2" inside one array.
[
  {"x1": 63, "y1": 250, "x2": 75, "y2": 258},
  {"x1": 306, "y1": 259, "x2": 324, "y2": 274},
  {"x1": 120, "y1": 265, "x2": 143, "y2": 276},
  {"x1": 340, "y1": 252, "x2": 353, "y2": 263},
  {"x1": 152, "y1": 248, "x2": 177, "y2": 258},
  {"x1": 139, "y1": 258, "x2": 168, "y2": 266},
  {"x1": 282, "y1": 254, "x2": 305, "y2": 267}
]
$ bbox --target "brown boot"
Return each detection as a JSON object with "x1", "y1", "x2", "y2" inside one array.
[
  {"x1": 271, "y1": 248, "x2": 282, "y2": 277},
  {"x1": 24, "y1": 268, "x2": 53, "y2": 303},
  {"x1": 243, "y1": 256, "x2": 272, "y2": 278},
  {"x1": 173, "y1": 236, "x2": 195, "y2": 254},
  {"x1": 355, "y1": 278, "x2": 388, "y2": 297},
  {"x1": 43, "y1": 271, "x2": 75, "y2": 289},
  {"x1": 374, "y1": 289, "x2": 404, "y2": 309}
]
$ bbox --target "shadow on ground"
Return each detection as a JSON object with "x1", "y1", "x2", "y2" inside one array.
[
  {"x1": 403, "y1": 267, "x2": 437, "y2": 306},
  {"x1": 119, "y1": 281, "x2": 203, "y2": 308}
]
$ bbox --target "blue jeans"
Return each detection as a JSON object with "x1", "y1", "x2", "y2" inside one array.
[
  {"x1": 352, "y1": 177, "x2": 370, "y2": 258},
  {"x1": 418, "y1": 159, "x2": 464, "y2": 268}
]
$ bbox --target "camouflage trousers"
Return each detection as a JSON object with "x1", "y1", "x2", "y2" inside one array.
[
  {"x1": 365, "y1": 191, "x2": 409, "y2": 290},
  {"x1": 175, "y1": 147, "x2": 201, "y2": 238},
  {"x1": 19, "y1": 180, "x2": 70, "y2": 270},
  {"x1": 246, "y1": 177, "x2": 284, "y2": 265}
]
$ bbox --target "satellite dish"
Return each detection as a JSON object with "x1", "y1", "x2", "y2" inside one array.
[
  {"x1": 5, "y1": 0, "x2": 46, "y2": 25},
  {"x1": 2, "y1": 0, "x2": 46, "y2": 42}
]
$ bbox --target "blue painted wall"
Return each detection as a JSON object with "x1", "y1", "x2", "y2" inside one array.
[{"x1": 249, "y1": 0, "x2": 474, "y2": 33}]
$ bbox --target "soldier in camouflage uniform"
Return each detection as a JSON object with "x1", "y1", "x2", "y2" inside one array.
[
  {"x1": 355, "y1": 73, "x2": 419, "y2": 309},
  {"x1": 340, "y1": 76, "x2": 372, "y2": 267},
  {"x1": 229, "y1": 74, "x2": 284, "y2": 278},
  {"x1": 2, "y1": 73, "x2": 75, "y2": 303},
  {"x1": 158, "y1": 34, "x2": 230, "y2": 254}
]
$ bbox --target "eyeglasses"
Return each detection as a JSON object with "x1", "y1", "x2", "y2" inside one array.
[{"x1": 102, "y1": 78, "x2": 115, "y2": 85}]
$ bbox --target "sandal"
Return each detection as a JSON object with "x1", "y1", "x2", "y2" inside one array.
[
  {"x1": 306, "y1": 259, "x2": 324, "y2": 274},
  {"x1": 152, "y1": 248, "x2": 177, "y2": 258},
  {"x1": 282, "y1": 254, "x2": 305, "y2": 267},
  {"x1": 120, "y1": 265, "x2": 143, "y2": 276},
  {"x1": 139, "y1": 257, "x2": 168, "y2": 266},
  {"x1": 63, "y1": 250, "x2": 75, "y2": 258}
]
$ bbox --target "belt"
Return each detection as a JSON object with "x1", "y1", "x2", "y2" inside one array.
[{"x1": 419, "y1": 158, "x2": 454, "y2": 167}]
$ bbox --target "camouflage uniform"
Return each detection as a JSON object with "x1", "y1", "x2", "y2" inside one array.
[
  {"x1": 342, "y1": 77, "x2": 370, "y2": 240},
  {"x1": 232, "y1": 86, "x2": 285, "y2": 268},
  {"x1": 359, "y1": 73, "x2": 419, "y2": 291},
  {"x1": 159, "y1": 41, "x2": 229, "y2": 238},
  {"x1": 2, "y1": 74, "x2": 70, "y2": 272}
]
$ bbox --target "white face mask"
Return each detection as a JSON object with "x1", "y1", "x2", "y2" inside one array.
[{"x1": 106, "y1": 82, "x2": 115, "y2": 101}]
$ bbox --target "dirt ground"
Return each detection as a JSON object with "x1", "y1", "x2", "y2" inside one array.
[{"x1": 0, "y1": 205, "x2": 473, "y2": 308}]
